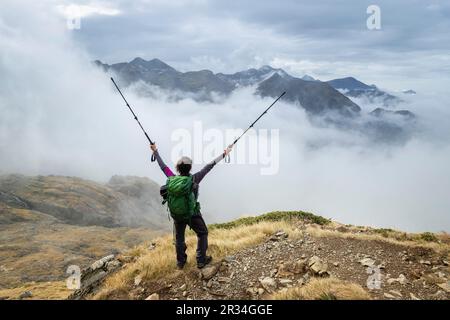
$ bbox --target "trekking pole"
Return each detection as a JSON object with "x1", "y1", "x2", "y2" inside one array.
[
  {"x1": 225, "y1": 91, "x2": 286, "y2": 163},
  {"x1": 110, "y1": 77, "x2": 156, "y2": 162}
]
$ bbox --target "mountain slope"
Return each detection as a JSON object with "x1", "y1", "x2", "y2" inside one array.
[
  {"x1": 257, "y1": 74, "x2": 361, "y2": 117},
  {"x1": 0, "y1": 174, "x2": 169, "y2": 292},
  {"x1": 327, "y1": 77, "x2": 401, "y2": 107},
  {"x1": 0, "y1": 174, "x2": 166, "y2": 228},
  {"x1": 67, "y1": 212, "x2": 449, "y2": 301}
]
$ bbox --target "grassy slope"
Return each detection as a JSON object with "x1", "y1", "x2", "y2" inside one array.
[
  {"x1": 0, "y1": 174, "x2": 169, "y2": 299},
  {"x1": 0, "y1": 204, "x2": 164, "y2": 298}
]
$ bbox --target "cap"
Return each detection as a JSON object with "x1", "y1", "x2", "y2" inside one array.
[{"x1": 177, "y1": 156, "x2": 193, "y2": 166}]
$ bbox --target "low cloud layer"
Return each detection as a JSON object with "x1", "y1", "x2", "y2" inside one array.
[{"x1": 1, "y1": 1, "x2": 450, "y2": 232}]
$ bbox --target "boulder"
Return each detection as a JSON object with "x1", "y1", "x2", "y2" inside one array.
[
  {"x1": 246, "y1": 288, "x2": 257, "y2": 296},
  {"x1": 145, "y1": 293, "x2": 160, "y2": 300},
  {"x1": 68, "y1": 255, "x2": 122, "y2": 300},
  {"x1": 435, "y1": 290, "x2": 448, "y2": 299},
  {"x1": 134, "y1": 275, "x2": 143, "y2": 286},
  {"x1": 279, "y1": 279, "x2": 293, "y2": 286},
  {"x1": 259, "y1": 277, "x2": 277, "y2": 293},
  {"x1": 217, "y1": 277, "x2": 231, "y2": 283},
  {"x1": 359, "y1": 258, "x2": 376, "y2": 267},
  {"x1": 389, "y1": 290, "x2": 403, "y2": 297},
  {"x1": 308, "y1": 256, "x2": 329, "y2": 276},
  {"x1": 387, "y1": 274, "x2": 407, "y2": 285},
  {"x1": 419, "y1": 260, "x2": 431, "y2": 266},
  {"x1": 82, "y1": 270, "x2": 107, "y2": 288},
  {"x1": 200, "y1": 264, "x2": 219, "y2": 280},
  {"x1": 270, "y1": 230, "x2": 288, "y2": 241},
  {"x1": 409, "y1": 293, "x2": 420, "y2": 300},
  {"x1": 106, "y1": 260, "x2": 121, "y2": 272},
  {"x1": 91, "y1": 255, "x2": 115, "y2": 270},
  {"x1": 277, "y1": 259, "x2": 307, "y2": 276},
  {"x1": 19, "y1": 291, "x2": 32, "y2": 299},
  {"x1": 437, "y1": 282, "x2": 450, "y2": 293},
  {"x1": 383, "y1": 293, "x2": 396, "y2": 299}
]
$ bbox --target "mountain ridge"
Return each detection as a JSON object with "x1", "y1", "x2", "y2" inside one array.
[
  {"x1": 95, "y1": 57, "x2": 416, "y2": 143},
  {"x1": 95, "y1": 58, "x2": 367, "y2": 117}
]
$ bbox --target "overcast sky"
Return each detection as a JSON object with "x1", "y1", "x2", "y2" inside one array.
[{"x1": 50, "y1": 0, "x2": 450, "y2": 92}]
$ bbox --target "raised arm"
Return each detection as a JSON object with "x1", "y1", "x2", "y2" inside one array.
[
  {"x1": 193, "y1": 145, "x2": 233, "y2": 184},
  {"x1": 150, "y1": 144, "x2": 175, "y2": 177}
]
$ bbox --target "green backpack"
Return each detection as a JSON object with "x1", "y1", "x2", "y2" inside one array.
[{"x1": 165, "y1": 175, "x2": 198, "y2": 221}]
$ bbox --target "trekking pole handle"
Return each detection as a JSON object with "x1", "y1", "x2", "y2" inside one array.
[
  {"x1": 150, "y1": 142, "x2": 156, "y2": 162},
  {"x1": 224, "y1": 144, "x2": 233, "y2": 163},
  {"x1": 148, "y1": 139, "x2": 156, "y2": 162}
]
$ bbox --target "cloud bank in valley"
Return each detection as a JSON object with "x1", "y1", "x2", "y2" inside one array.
[{"x1": 1, "y1": 0, "x2": 450, "y2": 232}]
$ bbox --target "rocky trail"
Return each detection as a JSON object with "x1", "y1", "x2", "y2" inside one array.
[
  {"x1": 71, "y1": 221, "x2": 449, "y2": 301},
  {"x1": 142, "y1": 233, "x2": 448, "y2": 300}
]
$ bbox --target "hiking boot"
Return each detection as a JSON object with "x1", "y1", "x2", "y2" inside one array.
[
  {"x1": 177, "y1": 262, "x2": 186, "y2": 270},
  {"x1": 197, "y1": 256, "x2": 212, "y2": 269}
]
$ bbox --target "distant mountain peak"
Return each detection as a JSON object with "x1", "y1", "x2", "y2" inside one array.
[
  {"x1": 259, "y1": 65, "x2": 274, "y2": 72},
  {"x1": 327, "y1": 77, "x2": 372, "y2": 90},
  {"x1": 129, "y1": 57, "x2": 175, "y2": 71},
  {"x1": 301, "y1": 75, "x2": 315, "y2": 81},
  {"x1": 130, "y1": 57, "x2": 146, "y2": 63}
]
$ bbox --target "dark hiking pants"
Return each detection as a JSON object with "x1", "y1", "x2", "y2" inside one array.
[{"x1": 173, "y1": 214, "x2": 208, "y2": 265}]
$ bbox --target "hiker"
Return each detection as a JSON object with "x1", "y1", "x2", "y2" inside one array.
[{"x1": 150, "y1": 143, "x2": 233, "y2": 269}]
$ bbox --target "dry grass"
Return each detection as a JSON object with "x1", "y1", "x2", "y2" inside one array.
[
  {"x1": 307, "y1": 225, "x2": 450, "y2": 254},
  {"x1": 0, "y1": 281, "x2": 71, "y2": 300},
  {"x1": 332, "y1": 222, "x2": 450, "y2": 245},
  {"x1": 94, "y1": 220, "x2": 303, "y2": 299},
  {"x1": 269, "y1": 278, "x2": 371, "y2": 300},
  {"x1": 210, "y1": 211, "x2": 330, "y2": 229},
  {"x1": 0, "y1": 220, "x2": 163, "y2": 289}
]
